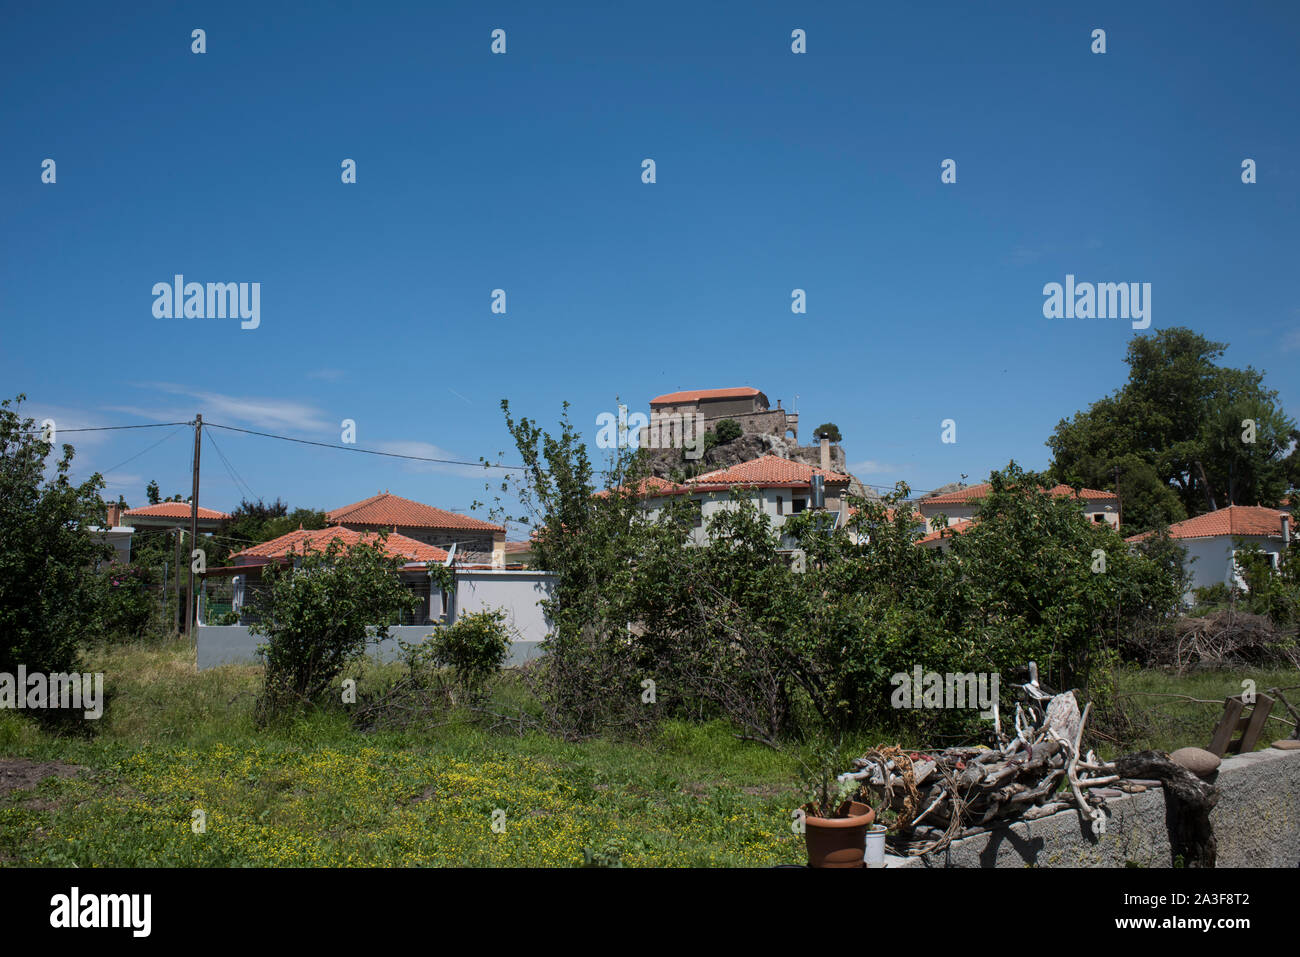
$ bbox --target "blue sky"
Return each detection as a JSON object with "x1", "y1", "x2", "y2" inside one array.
[{"x1": 3, "y1": 1, "x2": 1297, "y2": 537}]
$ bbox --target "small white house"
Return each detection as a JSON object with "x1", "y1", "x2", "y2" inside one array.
[
  {"x1": 621, "y1": 455, "x2": 852, "y2": 557},
  {"x1": 916, "y1": 482, "x2": 1120, "y2": 534},
  {"x1": 1125, "y1": 505, "x2": 1292, "y2": 599}
]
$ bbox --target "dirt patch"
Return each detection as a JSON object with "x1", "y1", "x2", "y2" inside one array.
[
  {"x1": 0, "y1": 758, "x2": 84, "y2": 798},
  {"x1": 740, "y1": 784, "x2": 787, "y2": 799}
]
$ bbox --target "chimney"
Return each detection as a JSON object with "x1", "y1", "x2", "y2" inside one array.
[
  {"x1": 819, "y1": 436, "x2": 830, "y2": 472},
  {"x1": 1283, "y1": 513, "x2": 1291, "y2": 545},
  {"x1": 810, "y1": 474, "x2": 825, "y2": 510},
  {"x1": 106, "y1": 503, "x2": 122, "y2": 527}
]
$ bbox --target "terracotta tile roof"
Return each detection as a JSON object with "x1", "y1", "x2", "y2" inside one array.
[
  {"x1": 1045, "y1": 484, "x2": 1118, "y2": 502},
  {"x1": 231, "y1": 526, "x2": 449, "y2": 563},
  {"x1": 846, "y1": 506, "x2": 925, "y2": 525},
  {"x1": 502, "y1": 541, "x2": 534, "y2": 553},
  {"x1": 649, "y1": 387, "x2": 761, "y2": 406},
  {"x1": 917, "y1": 518, "x2": 977, "y2": 545},
  {"x1": 595, "y1": 475, "x2": 686, "y2": 498},
  {"x1": 687, "y1": 455, "x2": 851, "y2": 489},
  {"x1": 1124, "y1": 506, "x2": 1289, "y2": 543},
  {"x1": 124, "y1": 502, "x2": 231, "y2": 520},
  {"x1": 326, "y1": 492, "x2": 503, "y2": 532},
  {"x1": 919, "y1": 482, "x2": 1117, "y2": 508}
]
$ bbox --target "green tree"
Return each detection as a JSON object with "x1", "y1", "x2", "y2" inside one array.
[
  {"x1": 208, "y1": 498, "x2": 327, "y2": 564},
  {"x1": 938, "y1": 464, "x2": 1183, "y2": 694},
  {"x1": 813, "y1": 423, "x2": 842, "y2": 443},
  {"x1": 1048, "y1": 328, "x2": 1295, "y2": 531},
  {"x1": 0, "y1": 395, "x2": 112, "y2": 675},
  {"x1": 495, "y1": 404, "x2": 1187, "y2": 745},
  {"x1": 494, "y1": 399, "x2": 659, "y2": 739}
]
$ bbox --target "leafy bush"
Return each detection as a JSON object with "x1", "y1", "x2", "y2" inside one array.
[
  {"x1": 495, "y1": 402, "x2": 1186, "y2": 745},
  {"x1": 421, "y1": 608, "x2": 511, "y2": 702},
  {"x1": 252, "y1": 539, "x2": 418, "y2": 718},
  {"x1": 0, "y1": 395, "x2": 111, "y2": 676},
  {"x1": 93, "y1": 563, "x2": 164, "y2": 642},
  {"x1": 1231, "y1": 541, "x2": 1299, "y2": 626},
  {"x1": 712, "y1": 419, "x2": 743, "y2": 444}
]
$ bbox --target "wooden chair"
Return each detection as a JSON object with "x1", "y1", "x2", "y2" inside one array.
[{"x1": 1207, "y1": 692, "x2": 1274, "y2": 757}]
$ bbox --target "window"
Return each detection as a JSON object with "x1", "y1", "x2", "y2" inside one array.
[
  {"x1": 776, "y1": 496, "x2": 784, "y2": 516},
  {"x1": 691, "y1": 498, "x2": 704, "y2": 528},
  {"x1": 792, "y1": 498, "x2": 807, "y2": 514}
]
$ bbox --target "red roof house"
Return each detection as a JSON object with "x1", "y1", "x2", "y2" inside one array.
[
  {"x1": 1124, "y1": 506, "x2": 1292, "y2": 598},
  {"x1": 916, "y1": 482, "x2": 1120, "y2": 533},
  {"x1": 326, "y1": 491, "x2": 505, "y2": 566},
  {"x1": 228, "y1": 526, "x2": 450, "y2": 566},
  {"x1": 123, "y1": 502, "x2": 231, "y2": 531}
]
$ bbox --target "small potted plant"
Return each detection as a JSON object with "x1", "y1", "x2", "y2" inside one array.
[{"x1": 799, "y1": 764, "x2": 875, "y2": 868}]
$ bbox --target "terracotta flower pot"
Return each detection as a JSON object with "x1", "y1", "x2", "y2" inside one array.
[{"x1": 804, "y1": 801, "x2": 875, "y2": 868}]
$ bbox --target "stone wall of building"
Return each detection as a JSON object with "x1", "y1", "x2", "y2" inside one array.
[{"x1": 339, "y1": 523, "x2": 497, "y2": 565}]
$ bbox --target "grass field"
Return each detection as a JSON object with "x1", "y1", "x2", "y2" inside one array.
[{"x1": 1, "y1": 638, "x2": 1294, "y2": 867}]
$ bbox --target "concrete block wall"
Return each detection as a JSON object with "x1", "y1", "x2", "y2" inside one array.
[{"x1": 196, "y1": 570, "x2": 553, "y2": 671}]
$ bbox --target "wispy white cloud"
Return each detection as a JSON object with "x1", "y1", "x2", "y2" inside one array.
[
  {"x1": 122, "y1": 383, "x2": 334, "y2": 433},
  {"x1": 17, "y1": 403, "x2": 119, "y2": 448},
  {"x1": 372, "y1": 440, "x2": 491, "y2": 479},
  {"x1": 306, "y1": 368, "x2": 347, "y2": 382},
  {"x1": 100, "y1": 472, "x2": 145, "y2": 498},
  {"x1": 849, "y1": 460, "x2": 907, "y2": 475}
]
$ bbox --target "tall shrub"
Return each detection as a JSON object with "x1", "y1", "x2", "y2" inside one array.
[{"x1": 0, "y1": 395, "x2": 110, "y2": 674}]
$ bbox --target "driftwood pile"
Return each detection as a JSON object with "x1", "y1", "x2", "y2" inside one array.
[{"x1": 842, "y1": 664, "x2": 1220, "y2": 863}]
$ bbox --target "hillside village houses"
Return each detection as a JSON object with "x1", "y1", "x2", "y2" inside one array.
[
  {"x1": 623, "y1": 455, "x2": 853, "y2": 560},
  {"x1": 100, "y1": 387, "x2": 1295, "y2": 629}
]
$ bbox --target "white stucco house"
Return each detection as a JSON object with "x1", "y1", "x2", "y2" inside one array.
[
  {"x1": 1125, "y1": 505, "x2": 1293, "y2": 599},
  {"x1": 613, "y1": 455, "x2": 852, "y2": 560},
  {"x1": 917, "y1": 482, "x2": 1119, "y2": 533},
  {"x1": 914, "y1": 482, "x2": 1120, "y2": 550},
  {"x1": 89, "y1": 502, "x2": 135, "y2": 566}
]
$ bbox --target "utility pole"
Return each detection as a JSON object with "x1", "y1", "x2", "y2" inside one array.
[
  {"x1": 1113, "y1": 465, "x2": 1122, "y2": 530},
  {"x1": 185, "y1": 414, "x2": 202, "y2": 636},
  {"x1": 173, "y1": 528, "x2": 183, "y2": 633}
]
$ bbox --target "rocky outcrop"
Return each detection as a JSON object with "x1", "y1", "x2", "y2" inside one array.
[{"x1": 639, "y1": 433, "x2": 879, "y2": 500}]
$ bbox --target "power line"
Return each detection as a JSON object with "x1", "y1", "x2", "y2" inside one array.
[
  {"x1": 203, "y1": 421, "x2": 525, "y2": 471},
  {"x1": 99, "y1": 425, "x2": 188, "y2": 476},
  {"x1": 21, "y1": 421, "x2": 192, "y2": 435},
  {"x1": 19, "y1": 417, "x2": 953, "y2": 495},
  {"x1": 205, "y1": 428, "x2": 258, "y2": 502}
]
